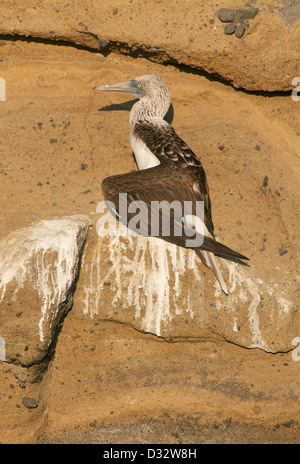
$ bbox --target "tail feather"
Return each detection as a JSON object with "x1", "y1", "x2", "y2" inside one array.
[
  {"x1": 196, "y1": 249, "x2": 228, "y2": 295},
  {"x1": 200, "y1": 235, "x2": 249, "y2": 261},
  {"x1": 184, "y1": 214, "x2": 248, "y2": 261},
  {"x1": 188, "y1": 217, "x2": 247, "y2": 295}
]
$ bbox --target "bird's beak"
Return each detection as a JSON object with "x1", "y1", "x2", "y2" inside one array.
[
  {"x1": 94, "y1": 80, "x2": 133, "y2": 92},
  {"x1": 94, "y1": 80, "x2": 146, "y2": 98},
  {"x1": 94, "y1": 80, "x2": 136, "y2": 96}
]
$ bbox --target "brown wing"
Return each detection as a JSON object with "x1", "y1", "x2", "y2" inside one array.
[
  {"x1": 133, "y1": 121, "x2": 214, "y2": 233},
  {"x1": 101, "y1": 164, "x2": 248, "y2": 260}
]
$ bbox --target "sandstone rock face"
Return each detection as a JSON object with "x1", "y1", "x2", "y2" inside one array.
[
  {"x1": 0, "y1": 216, "x2": 90, "y2": 443},
  {"x1": 0, "y1": 16, "x2": 300, "y2": 443},
  {"x1": 0, "y1": 0, "x2": 299, "y2": 91},
  {"x1": 40, "y1": 318, "x2": 300, "y2": 444},
  {"x1": 0, "y1": 216, "x2": 90, "y2": 367},
  {"x1": 80, "y1": 227, "x2": 297, "y2": 353}
]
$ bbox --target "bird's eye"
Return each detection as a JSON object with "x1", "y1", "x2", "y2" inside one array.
[{"x1": 137, "y1": 83, "x2": 142, "y2": 87}]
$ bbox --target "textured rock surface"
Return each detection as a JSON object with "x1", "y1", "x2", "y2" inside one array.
[
  {"x1": 39, "y1": 318, "x2": 300, "y2": 444},
  {"x1": 0, "y1": 0, "x2": 300, "y2": 91},
  {"x1": 0, "y1": 216, "x2": 90, "y2": 365},
  {"x1": 80, "y1": 228, "x2": 298, "y2": 353},
  {"x1": 0, "y1": 28, "x2": 299, "y2": 443},
  {"x1": 278, "y1": 1, "x2": 300, "y2": 28},
  {"x1": 0, "y1": 216, "x2": 90, "y2": 443}
]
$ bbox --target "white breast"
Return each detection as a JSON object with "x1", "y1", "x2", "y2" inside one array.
[{"x1": 130, "y1": 134, "x2": 161, "y2": 171}]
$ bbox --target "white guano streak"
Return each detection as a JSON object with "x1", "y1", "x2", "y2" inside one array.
[
  {"x1": 83, "y1": 224, "x2": 200, "y2": 335},
  {"x1": 214, "y1": 261, "x2": 294, "y2": 350},
  {"x1": 83, "y1": 225, "x2": 293, "y2": 345},
  {"x1": 0, "y1": 217, "x2": 89, "y2": 343}
]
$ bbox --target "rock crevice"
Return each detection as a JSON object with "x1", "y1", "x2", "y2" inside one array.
[{"x1": 0, "y1": 0, "x2": 299, "y2": 92}]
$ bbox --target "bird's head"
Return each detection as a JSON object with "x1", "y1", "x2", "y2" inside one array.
[{"x1": 94, "y1": 74, "x2": 171, "y2": 118}]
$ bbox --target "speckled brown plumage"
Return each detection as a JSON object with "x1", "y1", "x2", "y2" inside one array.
[{"x1": 133, "y1": 120, "x2": 214, "y2": 234}]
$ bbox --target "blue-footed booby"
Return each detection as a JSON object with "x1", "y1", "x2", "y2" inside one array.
[{"x1": 94, "y1": 75, "x2": 248, "y2": 294}]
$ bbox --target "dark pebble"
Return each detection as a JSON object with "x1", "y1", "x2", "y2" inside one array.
[
  {"x1": 275, "y1": 190, "x2": 281, "y2": 196},
  {"x1": 218, "y1": 7, "x2": 259, "y2": 23},
  {"x1": 282, "y1": 420, "x2": 294, "y2": 427},
  {"x1": 262, "y1": 175, "x2": 268, "y2": 187},
  {"x1": 49, "y1": 138, "x2": 57, "y2": 144},
  {"x1": 81, "y1": 163, "x2": 88, "y2": 170},
  {"x1": 224, "y1": 24, "x2": 236, "y2": 35},
  {"x1": 98, "y1": 38, "x2": 108, "y2": 50},
  {"x1": 235, "y1": 23, "x2": 246, "y2": 38},
  {"x1": 22, "y1": 397, "x2": 38, "y2": 409},
  {"x1": 255, "y1": 144, "x2": 261, "y2": 150},
  {"x1": 103, "y1": 282, "x2": 111, "y2": 286},
  {"x1": 218, "y1": 8, "x2": 236, "y2": 22},
  {"x1": 218, "y1": 145, "x2": 225, "y2": 150},
  {"x1": 279, "y1": 246, "x2": 288, "y2": 256}
]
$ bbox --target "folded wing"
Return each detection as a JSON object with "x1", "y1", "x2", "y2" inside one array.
[{"x1": 101, "y1": 164, "x2": 248, "y2": 261}]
